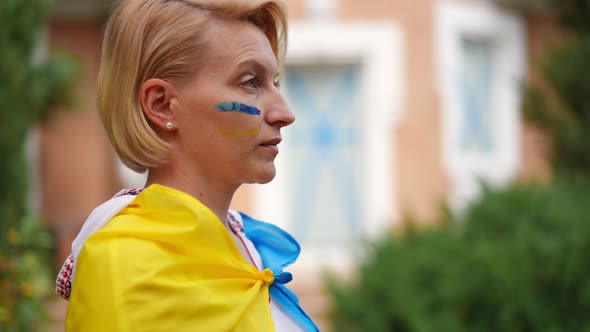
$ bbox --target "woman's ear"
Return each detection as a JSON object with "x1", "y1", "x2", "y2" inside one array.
[{"x1": 140, "y1": 78, "x2": 176, "y2": 131}]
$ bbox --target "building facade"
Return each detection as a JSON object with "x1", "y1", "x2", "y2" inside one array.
[{"x1": 43, "y1": 0, "x2": 559, "y2": 329}]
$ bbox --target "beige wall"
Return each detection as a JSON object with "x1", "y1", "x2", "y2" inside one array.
[{"x1": 43, "y1": 19, "x2": 118, "y2": 262}]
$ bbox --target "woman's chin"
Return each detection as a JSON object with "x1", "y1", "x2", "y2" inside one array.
[
  {"x1": 244, "y1": 166, "x2": 276, "y2": 184},
  {"x1": 258, "y1": 174, "x2": 275, "y2": 184}
]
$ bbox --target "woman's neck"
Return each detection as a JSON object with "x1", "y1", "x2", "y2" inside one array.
[{"x1": 145, "y1": 164, "x2": 238, "y2": 224}]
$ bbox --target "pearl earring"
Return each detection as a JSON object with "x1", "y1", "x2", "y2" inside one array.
[{"x1": 165, "y1": 122, "x2": 174, "y2": 130}]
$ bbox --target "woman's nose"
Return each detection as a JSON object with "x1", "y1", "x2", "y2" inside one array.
[{"x1": 265, "y1": 91, "x2": 295, "y2": 128}]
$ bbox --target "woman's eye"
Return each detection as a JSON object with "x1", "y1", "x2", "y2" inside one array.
[
  {"x1": 244, "y1": 77, "x2": 259, "y2": 89},
  {"x1": 273, "y1": 80, "x2": 281, "y2": 88}
]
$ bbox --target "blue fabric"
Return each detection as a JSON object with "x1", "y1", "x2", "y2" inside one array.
[{"x1": 240, "y1": 212, "x2": 320, "y2": 332}]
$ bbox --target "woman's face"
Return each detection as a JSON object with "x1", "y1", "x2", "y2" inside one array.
[{"x1": 171, "y1": 19, "x2": 294, "y2": 187}]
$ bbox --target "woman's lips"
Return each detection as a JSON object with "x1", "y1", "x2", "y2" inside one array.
[
  {"x1": 260, "y1": 144, "x2": 279, "y2": 155},
  {"x1": 260, "y1": 138, "x2": 281, "y2": 155}
]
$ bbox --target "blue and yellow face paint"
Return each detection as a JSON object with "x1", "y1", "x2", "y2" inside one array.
[
  {"x1": 216, "y1": 102, "x2": 261, "y2": 115},
  {"x1": 215, "y1": 101, "x2": 261, "y2": 137},
  {"x1": 218, "y1": 129, "x2": 261, "y2": 137}
]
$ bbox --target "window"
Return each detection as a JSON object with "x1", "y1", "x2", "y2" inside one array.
[
  {"x1": 459, "y1": 37, "x2": 495, "y2": 154},
  {"x1": 283, "y1": 64, "x2": 363, "y2": 247},
  {"x1": 436, "y1": 1, "x2": 526, "y2": 208}
]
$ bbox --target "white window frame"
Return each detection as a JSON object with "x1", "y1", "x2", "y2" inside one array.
[
  {"x1": 253, "y1": 22, "x2": 404, "y2": 272},
  {"x1": 436, "y1": 1, "x2": 527, "y2": 209}
]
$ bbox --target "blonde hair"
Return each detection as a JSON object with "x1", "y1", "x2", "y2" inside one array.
[{"x1": 98, "y1": 0, "x2": 288, "y2": 173}]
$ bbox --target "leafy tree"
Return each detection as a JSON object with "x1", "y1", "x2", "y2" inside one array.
[{"x1": 0, "y1": 0, "x2": 75, "y2": 330}]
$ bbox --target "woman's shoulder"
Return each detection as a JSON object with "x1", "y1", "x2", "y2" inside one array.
[
  {"x1": 81, "y1": 214, "x2": 164, "y2": 267},
  {"x1": 86, "y1": 205, "x2": 195, "y2": 258}
]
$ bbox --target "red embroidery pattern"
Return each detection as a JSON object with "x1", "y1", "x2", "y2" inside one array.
[
  {"x1": 227, "y1": 213, "x2": 260, "y2": 270},
  {"x1": 227, "y1": 213, "x2": 244, "y2": 234},
  {"x1": 56, "y1": 254, "x2": 74, "y2": 300},
  {"x1": 115, "y1": 188, "x2": 144, "y2": 197}
]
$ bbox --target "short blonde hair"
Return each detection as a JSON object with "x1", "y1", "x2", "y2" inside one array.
[{"x1": 98, "y1": 0, "x2": 288, "y2": 173}]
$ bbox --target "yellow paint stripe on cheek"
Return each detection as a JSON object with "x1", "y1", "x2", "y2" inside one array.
[{"x1": 218, "y1": 129, "x2": 261, "y2": 137}]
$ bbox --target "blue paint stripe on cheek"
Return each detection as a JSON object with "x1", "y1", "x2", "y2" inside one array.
[{"x1": 216, "y1": 101, "x2": 261, "y2": 115}]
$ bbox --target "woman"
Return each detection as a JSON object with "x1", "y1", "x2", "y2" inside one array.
[{"x1": 55, "y1": 0, "x2": 318, "y2": 331}]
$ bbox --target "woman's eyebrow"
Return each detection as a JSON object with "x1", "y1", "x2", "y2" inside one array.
[{"x1": 233, "y1": 58, "x2": 277, "y2": 76}]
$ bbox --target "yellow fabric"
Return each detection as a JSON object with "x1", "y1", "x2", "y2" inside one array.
[{"x1": 66, "y1": 184, "x2": 275, "y2": 332}]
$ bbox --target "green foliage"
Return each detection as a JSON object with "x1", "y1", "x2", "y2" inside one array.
[
  {"x1": 0, "y1": 217, "x2": 54, "y2": 331},
  {"x1": 0, "y1": 0, "x2": 75, "y2": 330},
  {"x1": 523, "y1": 0, "x2": 590, "y2": 179},
  {"x1": 550, "y1": 0, "x2": 590, "y2": 34},
  {"x1": 329, "y1": 178, "x2": 590, "y2": 332}
]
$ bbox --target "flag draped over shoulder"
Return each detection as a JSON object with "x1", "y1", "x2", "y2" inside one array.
[{"x1": 65, "y1": 184, "x2": 276, "y2": 332}]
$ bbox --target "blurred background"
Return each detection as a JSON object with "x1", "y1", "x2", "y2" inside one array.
[{"x1": 3, "y1": 0, "x2": 590, "y2": 331}]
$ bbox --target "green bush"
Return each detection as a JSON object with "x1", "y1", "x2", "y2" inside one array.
[{"x1": 329, "y1": 177, "x2": 590, "y2": 332}]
